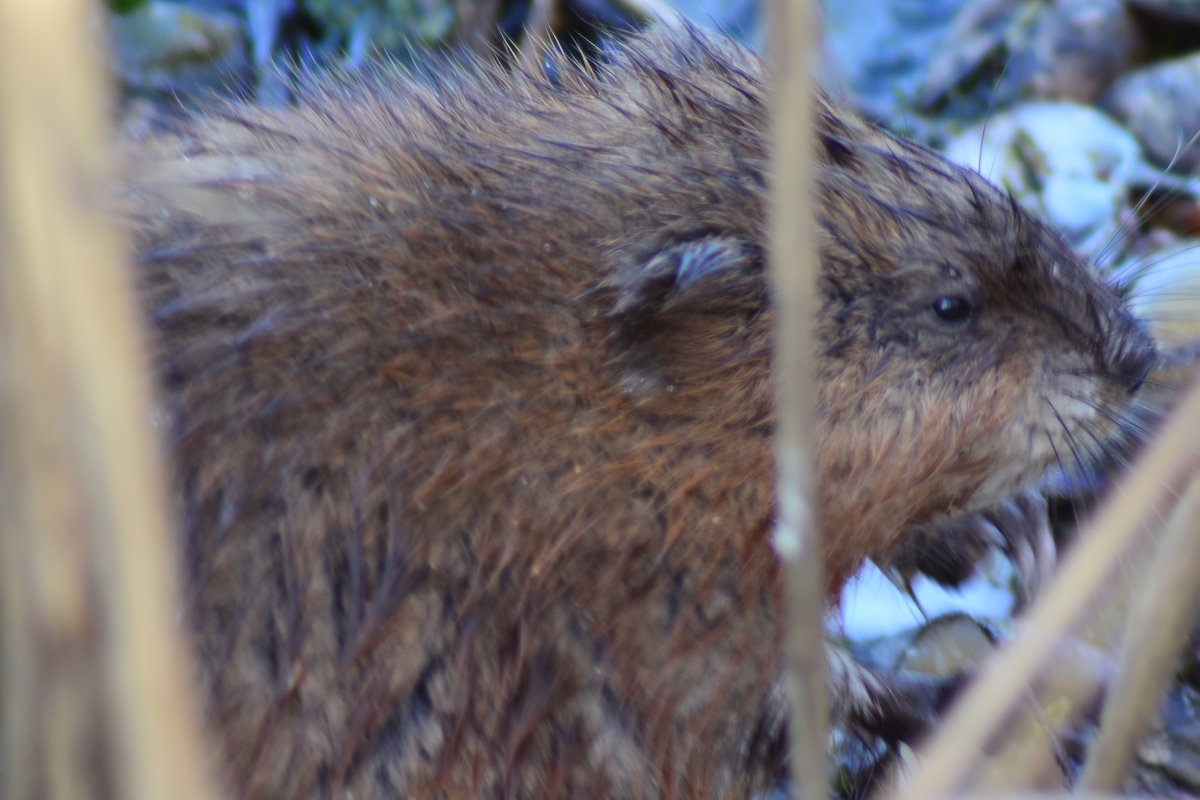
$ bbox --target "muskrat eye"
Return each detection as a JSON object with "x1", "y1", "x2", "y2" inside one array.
[{"x1": 931, "y1": 295, "x2": 972, "y2": 323}]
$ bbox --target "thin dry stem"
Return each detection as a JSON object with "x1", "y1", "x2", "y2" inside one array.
[
  {"x1": 767, "y1": 0, "x2": 826, "y2": 797},
  {"x1": 1077, "y1": 476, "x2": 1200, "y2": 791},
  {"x1": 958, "y1": 794, "x2": 1148, "y2": 800},
  {"x1": 894, "y1": 377, "x2": 1200, "y2": 800},
  {"x1": 0, "y1": 3, "x2": 215, "y2": 800}
]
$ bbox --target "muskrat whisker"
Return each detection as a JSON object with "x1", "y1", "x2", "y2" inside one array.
[
  {"x1": 975, "y1": 56, "x2": 1011, "y2": 178},
  {"x1": 1064, "y1": 417, "x2": 1108, "y2": 472},
  {"x1": 1057, "y1": 387, "x2": 1142, "y2": 446},
  {"x1": 1066, "y1": 391, "x2": 1152, "y2": 444},
  {"x1": 1096, "y1": 128, "x2": 1200, "y2": 266},
  {"x1": 1056, "y1": 368, "x2": 1170, "y2": 394},
  {"x1": 1096, "y1": 205, "x2": 1153, "y2": 270},
  {"x1": 1112, "y1": 238, "x2": 1200, "y2": 288},
  {"x1": 1046, "y1": 399, "x2": 1091, "y2": 481},
  {"x1": 1065, "y1": 367, "x2": 1145, "y2": 385},
  {"x1": 1040, "y1": 422, "x2": 1088, "y2": 536},
  {"x1": 1077, "y1": 418, "x2": 1129, "y2": 471},
  {"x1": 1125, "y1": 398, "x2": 1174, "y2": 428},
  {"x1": 1043, "y1": 422, "x2": 1069, "y2": 483},
  {"x1": 1115, "y1": 374, "x2": 1176, "y2": 393}
]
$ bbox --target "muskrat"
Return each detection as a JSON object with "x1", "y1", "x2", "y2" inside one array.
[{"x1": 123, "y1": 23, "x2": 1155, "y2": 800}]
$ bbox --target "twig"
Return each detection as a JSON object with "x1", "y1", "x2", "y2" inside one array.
[
  {"x1": 1077, "y1": 475, "x2": 1200, "y2": 790},
  {"x1": 0, "y1": 3, "x2": 216, "y2": 799},
  {"x1": 894, "y1": 376, "x2": 1200, "y2": 800},
  {"x1": 766, "y1": 0, "x2": 826, "y2": 797}
]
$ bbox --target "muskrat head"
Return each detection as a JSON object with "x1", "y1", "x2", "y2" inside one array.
[
  {"x1": 811, "y1": 95, "x2": 1156, "y2": 585},
  {"x1": 572, "y1": 31, "x2": 1152, "y2": 592}
]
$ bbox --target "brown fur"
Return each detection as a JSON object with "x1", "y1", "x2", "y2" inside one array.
[{"x1": 123, "y1": 24, "x2": 1153, "y2": 800}]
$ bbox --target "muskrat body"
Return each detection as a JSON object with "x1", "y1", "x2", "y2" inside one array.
[{"x1": 125, "y1": 24, "x2": 1154, "y2": 800}]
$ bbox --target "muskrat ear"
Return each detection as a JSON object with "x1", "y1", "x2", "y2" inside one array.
[{"x1": 607, "y1": 236, "x2": 763, "y2": 321}]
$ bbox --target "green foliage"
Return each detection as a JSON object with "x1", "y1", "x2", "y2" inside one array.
[{"x1": 109, "y1": 0, "x2": 147, "y2": 13}]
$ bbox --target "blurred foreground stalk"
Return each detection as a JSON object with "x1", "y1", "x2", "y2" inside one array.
[
  {"x1": 0, "y1": 3, "x2": 215, "y2": 800},
  {"x1": 767, "y1": 0, "x2": 826, "y2": 797}
]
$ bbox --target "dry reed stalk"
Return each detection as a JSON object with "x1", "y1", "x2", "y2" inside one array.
[
  {"x1": 893, "y1": 376, "x2": 1200, "y2": 800},
  {"x1": 766, "y1": 0, "x2": 827, "y2": 797},
  {"x1": 1077, "y1": 474, "x2": 1200, "y2": 790},
  {"x1": 0, "y1": 3, "x2": 215, "y2": 800},
  {"x1": 957, "y1": 794, "x2": 1145, "y2": 800}
]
